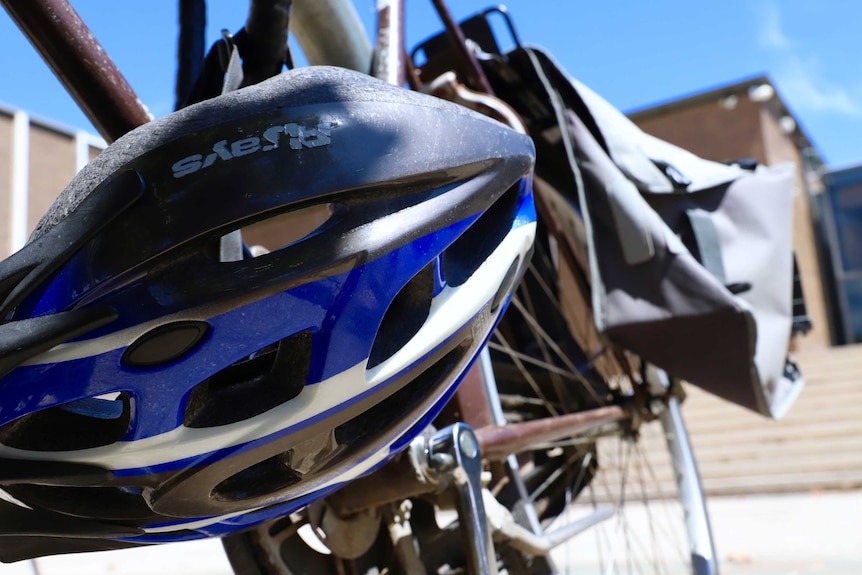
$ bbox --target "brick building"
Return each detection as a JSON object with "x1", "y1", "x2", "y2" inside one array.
[{"x1": 0, "y1": 105, "x2": 104, "y2": 258}]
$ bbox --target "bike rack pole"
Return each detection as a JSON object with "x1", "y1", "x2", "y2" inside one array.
[
  {"x1": 1, "y1": 0, "x2": 152, "y2": 142},
  {"x1": 429, "y1": 0, "x2": 494, "y2": 95},
  {"x1": 373, "y1": 0, "x2": 406, "y2": 86},
  {"x1": 290, "y1": 0, "x2": 372, "y2": 73}
]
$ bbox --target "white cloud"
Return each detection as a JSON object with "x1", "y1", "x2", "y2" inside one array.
[
  {"x1": 757, "y1": 2, "x2": 861, "y2": 118},
  {"x1": 774, "y1": 56, "x2": 862, "y2": 118},
  {"x1": 758, "y1": 3, "x2": 790, "y2": 50}
]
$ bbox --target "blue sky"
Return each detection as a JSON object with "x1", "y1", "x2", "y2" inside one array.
[{"x1": 1, "y1": 1, "x2": 860, "y2": 167}]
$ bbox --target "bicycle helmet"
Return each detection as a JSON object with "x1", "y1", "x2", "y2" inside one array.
[{"x1": 0, "y1": 66, "x2": 536, "y2": 560}]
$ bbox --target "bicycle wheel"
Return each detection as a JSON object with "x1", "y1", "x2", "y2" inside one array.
[
  {"x1": 486, "y1": 219, "x2": 718, "y2": 575},
  {"x1": 543, "y1": 399, "x2": 717, "y2": 575}
]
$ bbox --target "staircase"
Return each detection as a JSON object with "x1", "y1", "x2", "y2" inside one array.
[
  {"x1": 633, "y1": 344, "x2": 862, "y2": 497},
  {"x1": 599, "y1": 345, "x2": 862, "y2": 498}
]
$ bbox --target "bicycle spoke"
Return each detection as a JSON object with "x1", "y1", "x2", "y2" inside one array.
[
  {"x1": 633, "y1": 439, "x2": 692, "y2": 571},
  {"x1": 493, "y1": 329, "x2": 561, "y2": 417},
  {"x1": 529, "y1": 450, "x2": 583, "y2": 503},
  {"x1": 487, "y1": 341, "x2": 583, "y2": 381},
  {"x1": 508, "y1": 294, "x2": 604, "y2": 404},
  {"x1": 516, "y1": 278, "x2": 571, "y2": 408},
  {"x1": 526, "y1": 260, "x2": 562, "y2": 311}
]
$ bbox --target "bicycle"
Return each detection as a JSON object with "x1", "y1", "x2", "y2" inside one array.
[
  {"x1": 0, "y1": 1, "x2": 804, "y2": 573},
  {"x1": 194, "y1": 3, "x2": 721, "y2": 573}
]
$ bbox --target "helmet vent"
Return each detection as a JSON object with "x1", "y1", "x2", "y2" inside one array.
[
  {"x1": 213, "y1": 339, "x2": 472, "y2": 505},
  {"x1": 367, "y1": 263, "x2": 434, "y2": 370},
  {"x1": 213, "y1": 450, "x2": 304, "y2": 502},
  {"x1": 442, "y1": 181, "x2": 521, "y2": 287},
  {"x1": 0, "y1": 393, "x2": 132, "y2": 452},
  {"x1": 184, "y1": 330, "x2": 312, "y2": 428},
  {"x1": 343, "y1": 338, "x2": 471, "y2": 447},
  {"x1": 4, "y1": 485, "x2": 162, "y2": 524},
  {"x1": 238, "y1": 204, "x2": 334, "y2": 257},
  {"x1": 491, "y1": 259, "x2": 520, "y2": 313}
]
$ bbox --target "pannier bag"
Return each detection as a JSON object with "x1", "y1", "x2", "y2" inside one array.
[{"x1": 481, "y1": 46, "x2": 804, "y2": 418}]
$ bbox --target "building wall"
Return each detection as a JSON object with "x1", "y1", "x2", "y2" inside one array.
[
  {"x1": 27, "y1": 125, "x2": 77, "y2": 235},
  {"x1": 0, "y1": 108, "x2": 104, "y2": 258},
  {"x1": 0, "y1": 114, "x2": 11, "y2": 257},
  {"x1": 823, "y1": 166, "x2": 862, "y2": 343},
  {"x1": 633, "y1": 96, "x2": 765, "y2": 164},
  {"x1": 631, "y1": 95, "x2": 830, "y2": 350},
  {"x1": 759, "y1": 107, "x2": 830, "y2": 351}
]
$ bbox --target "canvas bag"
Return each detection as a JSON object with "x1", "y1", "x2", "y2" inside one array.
[{"x1": 479, "y1": 46, "x2": 803, "y2": 418}]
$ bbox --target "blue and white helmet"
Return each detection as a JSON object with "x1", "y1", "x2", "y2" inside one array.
[{"x1": 0, "y1": 66, "x2": 535, "y2": 560}]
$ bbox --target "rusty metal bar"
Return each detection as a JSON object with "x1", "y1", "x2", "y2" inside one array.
[
  {"x1": 453, "y1": 362, "x2": 495, "y2": 430},
  {"x1": 373, "y1": 0, "x2": 406, "y2": 86},
  {"x1": 405, "y1": 50, "x2": 422, "y2": 90},
  {"x1": 1, "y1": 0, "x2": 151, "y2": 142},
  {"x1": 474, "y1": 405, "x2": 630, "y2": 461},
  {"x1": 329, "y1": 403, "x2": 631, "y2": 515},
  {"x1": 429, "y1": 0, "x2": 494, "y2": 95},
  {"x1": 426, "y1": 73, "x2": 525, "y2": 133}
]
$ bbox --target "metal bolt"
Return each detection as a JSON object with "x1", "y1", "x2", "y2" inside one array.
[
  {"x1": 649, "y1": 398, "x2": 666, "y2": 416},
  {"x1": 459, "y1": 429, "x2": 479, "y2": 459}
]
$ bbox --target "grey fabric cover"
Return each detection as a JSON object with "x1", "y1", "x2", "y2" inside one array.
[{"x1": 527, "y1": 47, "x2": 801, "y2": 418}]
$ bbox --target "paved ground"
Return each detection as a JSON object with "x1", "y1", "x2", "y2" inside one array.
[
  {"x1": 707, "y1": 489, "x2": 862, "y2": 575},
  {"x1": 0, "y1": 490, "x2": 857, "y2": 573}
]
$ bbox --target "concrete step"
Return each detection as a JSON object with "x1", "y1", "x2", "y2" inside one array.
[
  {"x1": 683, "y1": 404, "x2": 862, "y2": 436},
  {"x1": 593, "y1": 444, "x2": 862, "y2": 499},
  {"x1": 628, "y1": 345, "x2": 862, "y2": 497},
  {"x1": 680, "y1": 387, "x2": 860, "y2": 430},
  {"x1": 632, "y1": 427, "x2": 862, "y2": 463},
  {"x1": 797, "y1": 344, "x2": 862, "y2": 362}
]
